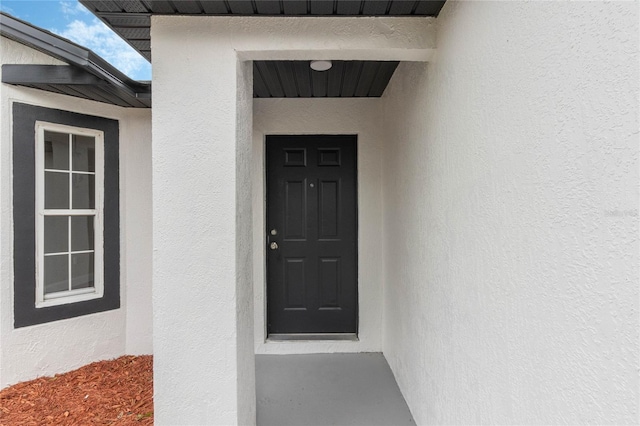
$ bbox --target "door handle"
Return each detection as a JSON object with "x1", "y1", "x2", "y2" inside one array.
[{"x1": 270, "y1": 242, "x2": 279, "y2": 250}]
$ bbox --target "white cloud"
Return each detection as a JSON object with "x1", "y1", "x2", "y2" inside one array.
[
  {"x1": 0, "y1": 4, "x2": 15, "y2": 15},
  {"x1": 59, "y1": 0, "x2": 90, "y2": 18},
  {"x1": 54, "y1": 18, "x2": 151, "y2": 80}
]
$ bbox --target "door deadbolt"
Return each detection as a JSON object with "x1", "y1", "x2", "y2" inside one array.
[{"x1": 270, "y1": 242, "x2": 279, "y2": 250}]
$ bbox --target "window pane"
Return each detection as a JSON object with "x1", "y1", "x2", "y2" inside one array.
[
  {"x1": 45, "y1": 172, "x2": 69, "y2": 209},
  {"x1": 71, "y1": 252, "x2": 94, "y2": 290},
  {"x1": 72, "y1": 135, "x2": 95, "y2": 172},
  {"x1": 44, "y1": 216, "x2": 68, "y2": 253},
  {"x1": 44, "y1": 131, "x2": 69, "y2": 170},
  {"x1": 71, "y1": 216, "x2": 94, "y2": 251},
  {"x1": 71, "y1": 174, "x2": 95, "y2": 209},
  {"x1": 44, "y1": 254, "x2": 68, "y2": 294}
]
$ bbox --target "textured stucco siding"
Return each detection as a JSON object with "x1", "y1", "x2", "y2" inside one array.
[
  {"x1": 253, "y1": 98, "x2": 384, "y2": 354},
  {"x1": 235, "y1": 59, "x2": 257, "y2": 426},
  {"x1": 122, "y1": 105, "x2": 153, "y2": 356},
  {"x1": 0, "y1": 37, "x2": 153, "y2": 388},
  {"x1": 151, "y1": 19, "x2": 256, "y2": 426},
  {"x1": 150, "y1": 15, "x2": 434, "y2": 424},
  {"x1": 381, "y1": 1, "x2": 639, "y2": 424}
]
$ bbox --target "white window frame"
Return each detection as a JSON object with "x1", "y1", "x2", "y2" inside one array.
[{"x1": 35, "y1": 121, "x2": 105, "y2": 308}]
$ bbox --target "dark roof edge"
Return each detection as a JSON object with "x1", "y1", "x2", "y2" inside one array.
[
  {"x1": 78, "y1": 1, "x2": 153, "y2": 64},
  {"x1": 0, "y1": 12, "x2": 150, "y2": 98}
]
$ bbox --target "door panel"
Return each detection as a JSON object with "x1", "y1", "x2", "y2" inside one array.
[
  {"x1": 267, "y1": 135, "x2": 357, "y2": 334},
  {"x1": 284, "y1": 180, "x2": 307, "y2": 240},
  {"x1": 318, "y1": 257, "x2": 340, "y2": 309},
  {"x1": 284, "y1": 258, "x2": 306, "y2": 310},
  {"x1": 319, "y1": 180, "x2": 339, "y2": 238}
]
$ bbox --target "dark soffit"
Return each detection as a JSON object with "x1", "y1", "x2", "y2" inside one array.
[
  {"x1": 0, "y1": 12, "x2": 151, "y2": 108},
  {"x1": 254, "y1": 60, "x2": 399, "y2": 98}
]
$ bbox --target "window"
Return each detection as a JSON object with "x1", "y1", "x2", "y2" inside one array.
[
  {"x1": 13, "y1": 103, "x2": 120, "y2": 328},
  {"x1": 35, "y1": 123, "x2": 104, "y2": 307}
]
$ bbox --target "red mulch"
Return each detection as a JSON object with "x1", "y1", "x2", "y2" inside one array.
[{"x1": 0, "y1": 355, "x2": 153, "y2": 426}]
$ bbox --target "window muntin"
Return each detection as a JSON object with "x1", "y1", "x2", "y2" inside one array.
[
  {"x1": 13, "y1": 103, "x2": 120, "y2": 328},
  {"x1": 35, "y1": 122, "x2": 104, "y2": 307}
]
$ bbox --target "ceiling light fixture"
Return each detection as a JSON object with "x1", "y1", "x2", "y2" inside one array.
[{"x1": 310, "y1": 60, "x2": 332, "y2": 71}]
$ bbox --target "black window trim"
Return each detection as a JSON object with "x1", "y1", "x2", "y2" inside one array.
[{"x1": 13, "y1": 102, "x2": 120, "y2": 328}]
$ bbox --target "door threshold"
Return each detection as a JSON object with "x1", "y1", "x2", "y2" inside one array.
[{"x1": 267, "y1": 333, "x2": 359, "y2": 342}]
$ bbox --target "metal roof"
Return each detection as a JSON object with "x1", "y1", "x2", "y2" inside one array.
[{"x1": 0, "y1": 12, "x2": 151, "y2": 108}]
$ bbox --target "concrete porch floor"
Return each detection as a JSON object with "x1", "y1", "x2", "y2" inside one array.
[{"x1": 256, "y1": 353, "x2": 415, "y2": 426}]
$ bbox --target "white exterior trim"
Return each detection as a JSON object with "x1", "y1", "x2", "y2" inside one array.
[{"x1": 34, "y1": 121, "x2": 104, "y2": 308}]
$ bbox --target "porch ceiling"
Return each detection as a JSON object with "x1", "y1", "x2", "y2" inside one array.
[
  {"x1": 254, "y1": 60, "x2": 399, "y2": 98},
  {"x1": 81, "y1": 0, "x2": 445, "y2": 98}
]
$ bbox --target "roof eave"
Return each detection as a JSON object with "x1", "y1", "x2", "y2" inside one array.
[{"x1": 0, "y1": 12, "x2": 150, "y2": 107}]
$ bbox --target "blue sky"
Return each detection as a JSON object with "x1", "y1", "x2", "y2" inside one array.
[{"x1": 0, "y1": 0, "x2": 151, "y2": 80}]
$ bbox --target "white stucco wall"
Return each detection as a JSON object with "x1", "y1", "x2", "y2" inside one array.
[
  {"x1": 253, "y1": 98, "x2": 384, "y2": 354},
  {"x1": 150, "y1": 15, "x2": 434, "y2": 424},
  {"x1": 151, "y1": 19, "x2": 256, "y2": 426},
  {"x1": 381, "y1": 1, "x2": 639, "y2": 425},
  {"x1": 122, "y1": 105, "x2": 153, "y2": 356},
  {"x1": 235, "y1": 59, "x2": 256, "y2": 426},
  {"x1": 0, "y1": 37, "x2": 153, "y2": 388}
]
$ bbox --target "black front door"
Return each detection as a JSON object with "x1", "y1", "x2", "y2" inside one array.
[{"x1": 266, "y1": 135, "x2": 357, "y2": 335}]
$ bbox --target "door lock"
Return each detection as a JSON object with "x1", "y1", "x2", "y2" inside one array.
[{"x1": 270, "y1": 242, "x2": 279, "y2": 250}]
